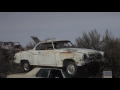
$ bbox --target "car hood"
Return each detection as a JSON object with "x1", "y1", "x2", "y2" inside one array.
[{"x1": 57, "y1": 48, "x2": 103, "y2": 54}]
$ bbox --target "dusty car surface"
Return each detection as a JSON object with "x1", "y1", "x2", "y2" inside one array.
[
  {"x1": 14, "y1": 38, "x2": 104, "y2": 76},
  {"x1": 7, "y1": 67, "x2": 93, "y2": 78},
  {"x1": 7, "y1": 67, "x2": 65, "y2": 78}
]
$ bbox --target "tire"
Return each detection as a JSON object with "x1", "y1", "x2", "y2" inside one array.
[
  {"x1": 65, "y1": 62, "x2": 78, "y2": 77},
  {"x1": 22, "y1": 61, "x2": 31, "y2": 72}
]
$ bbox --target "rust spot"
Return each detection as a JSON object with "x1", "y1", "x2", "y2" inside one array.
[
  {"x1": 76, "y1": 62, "x2": 79, "y2": 64},
  {"x1": 59, "y1": 52, "x2": 75, "y2": 60}
]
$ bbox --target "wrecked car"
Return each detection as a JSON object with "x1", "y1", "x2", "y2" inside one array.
[
  {"x1": 14, "y1": 37, "x2": 104, "y2": 76},
  {"x1": 7, "y1": 67, "x2": 93, "y2": 78},
  {"x1": 7, "y1": 67, "x2": 65, "y2": 78},
  {"x1": 0, "y1": 41, "x2": 22, "y2": 61},
  {"x1": 0, "y1": 41, "x2": 22, "y2": 52}
]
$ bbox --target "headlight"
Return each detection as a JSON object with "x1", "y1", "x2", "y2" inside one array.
[{"x1": 82, "y1": 54, "x2": 87, "y2": 60}]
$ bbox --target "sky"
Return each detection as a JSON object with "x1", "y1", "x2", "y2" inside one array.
[{"x1": 0, "y1": 12, "x2": 120, "y2": 47}]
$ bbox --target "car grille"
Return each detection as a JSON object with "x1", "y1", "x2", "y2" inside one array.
[{"x1": 88, "y1": 53, "x2": 102, "y2": 59}]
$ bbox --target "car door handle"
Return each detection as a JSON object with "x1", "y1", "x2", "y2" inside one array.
[{"x1": 38, "y1": 52, "x2": 40, "y2": 53}]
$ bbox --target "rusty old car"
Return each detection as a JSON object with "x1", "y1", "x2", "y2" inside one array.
[
  {"x1": 13, "y1": 38, "x2": 104, "y2": 76},
  {"x1": 7, "y1": 67, "x2": 94, "y2": 78}
]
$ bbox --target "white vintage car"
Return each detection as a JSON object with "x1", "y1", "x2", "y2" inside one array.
[
  {"x1": 14, "y1": 39, "x2": 104, "y2": 76},
  {"x1": 7, "y1": 67, "x2": 93, "y2": 78}
]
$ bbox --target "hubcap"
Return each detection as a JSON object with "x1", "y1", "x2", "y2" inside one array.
[
  {"x1": 67, "y1": 64, "x2": 75, "y2": 75},
  {"x1": 24, "y1": 63, "x2": 29, "y2": 71}
]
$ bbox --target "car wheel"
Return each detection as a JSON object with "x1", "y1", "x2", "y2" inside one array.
[
  {"x1": 22, "y1": 61, "x2": 31, "y2": 72},
  {"x1": 66, "y1": 62, "x2": 78, "y2": 76}
]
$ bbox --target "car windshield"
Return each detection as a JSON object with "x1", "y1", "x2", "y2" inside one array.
[{"x1": 53, "y1": 41, "x2": 75, "y2": 49}]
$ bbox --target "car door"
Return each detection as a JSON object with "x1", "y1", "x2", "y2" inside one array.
[{"x1": 35, "y1": 43, "x2": 56, "y2": 66}]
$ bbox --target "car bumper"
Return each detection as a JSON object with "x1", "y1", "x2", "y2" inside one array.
[{"x1": 76, "y1": 58, "x2": 104, "y2": 66}]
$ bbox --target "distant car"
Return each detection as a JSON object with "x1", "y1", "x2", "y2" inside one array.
[
  {"x1": 14, "y1": 37, "x2": 104, "y2": 76},
  {"x1": 7, "y1": 67, "x2": 93, "y2": 78},
  {"x1": 0, "y1": 41, "x2": 22, "y2": 52}
]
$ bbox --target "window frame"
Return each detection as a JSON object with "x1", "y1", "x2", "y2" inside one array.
[{"x1": 35, "y1": 42, "x2": 54, "y2": 50}]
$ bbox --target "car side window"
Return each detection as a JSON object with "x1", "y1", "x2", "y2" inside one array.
[
  {"x1": 35, "y1": 44, "x2": 41, "y2": 50},
  {"x1": 35, "y1": 44, "x2": 46, "y2": 50},
  {"x1": 45, "y1": 43, "x2": 53, "y2": 50},
  {"x1": 49, "y1": 69, "x2": 63, "y2": 78},
  {"x1": 36, "y1": 69, "x2": 51, "y2": 78},
  {"x1": 35, "y1": 43, "x2": 53, "y2": 50}
]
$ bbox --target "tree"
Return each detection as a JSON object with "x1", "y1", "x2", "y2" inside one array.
[
  {"x1": 44, "y1": 37, "x2": 56, "y2": 41},
  {"x1": 75, "y1": 29, "x2": 102, "y2": 50},
  {"x1": 75, "y1": 29, "x2": 120, "y2": 78},
  {"x1": 25, "y1": 41, "x2": 36, "y2": 50},
  {"x1": 101, "y1": 30, "x2": 120, "y2": 77}
]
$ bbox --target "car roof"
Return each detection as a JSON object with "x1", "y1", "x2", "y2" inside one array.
[{"x1": 39, "y1": 40, "x2": 70, "y2": 43}]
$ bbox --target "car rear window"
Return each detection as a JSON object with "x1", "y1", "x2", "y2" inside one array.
[{"x1": 36, "y1": 69, "x2": 50, "y2": 78}]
